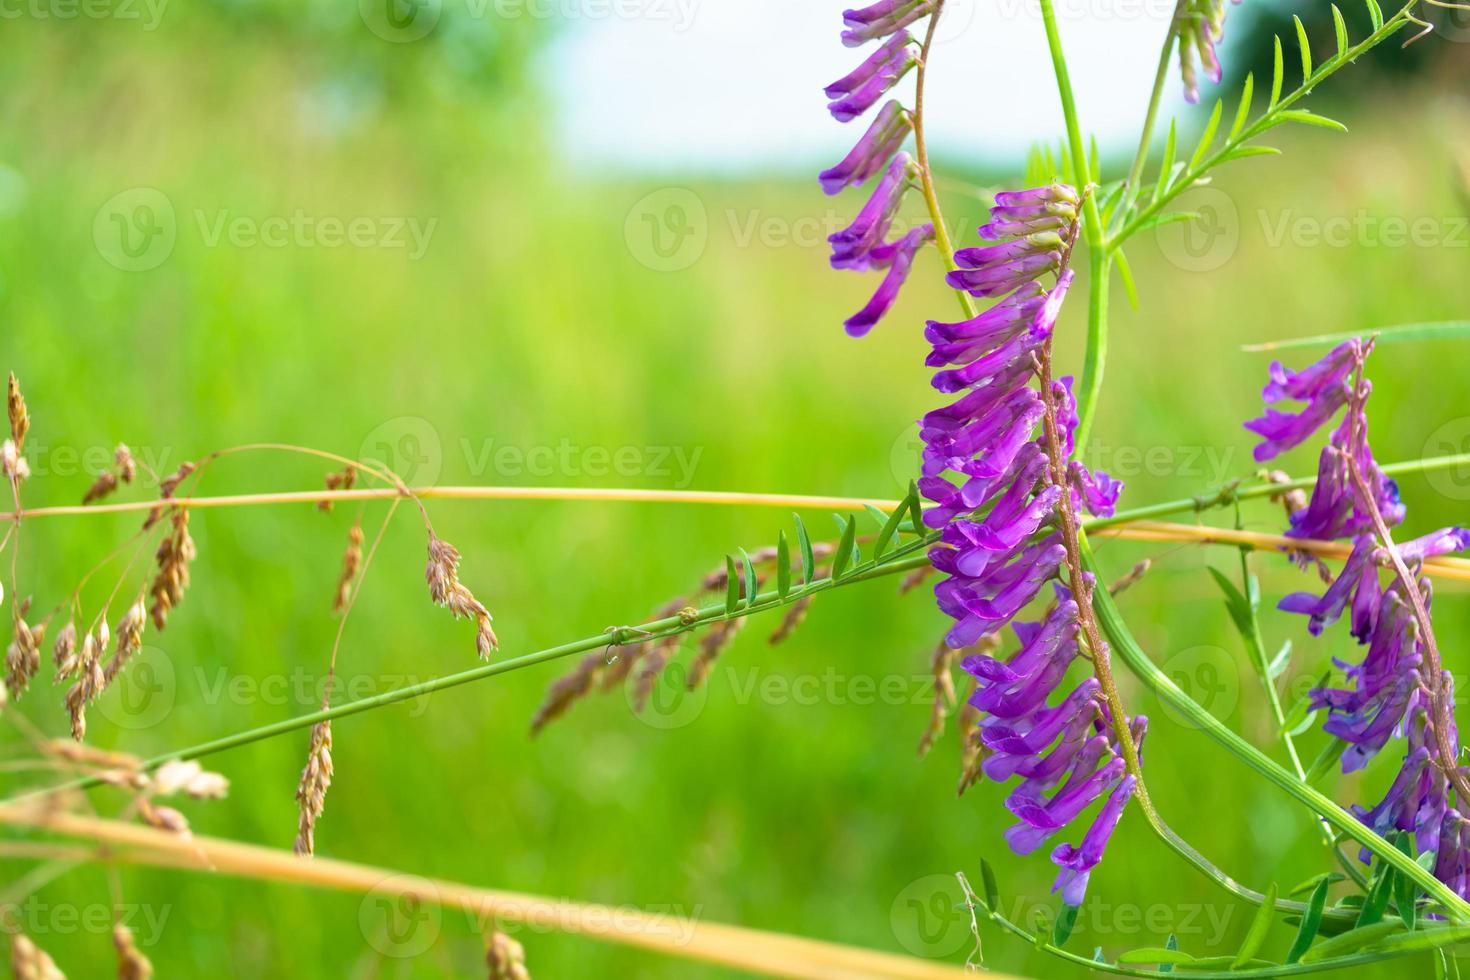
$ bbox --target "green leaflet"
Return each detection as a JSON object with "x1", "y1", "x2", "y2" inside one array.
[
  {"x1": 1054, "y1": 903, "x2": 1080, "y2": 948},
  {"x1": 1357, "y1": 858, "x2": 1395, "y2": 927},
  {"x1": 1233, "y1": 883, "x2": 1279, "y2": 967},
  {"x1": 738, "y1": 547, "x2": 758, "y2": 610},
  {"x1": 1287, "y1": 877, "x2": 1331, "y2": 963},
  {"x1": 1293, "y1": 15, "x2": 1312, "y2": 82},
  {"x1": 1393, "y1": 833, "x2": 1420, "y2": 931},
  {"x1": 1115, "y1": 249, "x2": 1140, "y2": 310},
  {"x1": 724, "y1": 555, "x2": 740, "y2": 615},
  {"x1": 830, "y1": 515, "x2": 858, "y2": 581},
  {"x1": 1299, "y1": 921, "x2": 1406, "y2": 962},
  {"x1": 1117, "y1": 947, "x2": 1195, "y2": 966},
  {"x1": 1229, "y1": 73, "x2": 1254, "y2": 141},
  {"x1": 1189, "y1": 99, "x2": 1224, "y2": 171},
  {"x1": 1241, "y1": 321, "x2": 1470, "y2": 353},
  {"x1": 793, "y1": 513, "x2": 815, "y2": 586},
  {"x1": 776, "y1": 531, "x2": 791, "y2": 601},
  {"x1": 873, "y1": 487, "x2": 916, "y2": 560}
]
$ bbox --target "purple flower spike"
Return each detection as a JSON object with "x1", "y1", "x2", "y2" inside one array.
[
  {"x1": 824, "y1": 30, "x2": 914, "y2": 100},
  {"x1": 947, "y1": 249, "x2": 1062, "y2": 298},
  {"x1": 1051, "y1": 773, "x2": 1136, "y2": 907},
  {"x1": 829, "y1": 153, "x2": 916, "y2": 270},
  {"x1": 842, "y1": 224, "x2": 933, "y2": 337},
  {"x1": 841, "y1": 0, "x2": 936, "y2": 47},
  {"x1": 819, "y1": 101, "x2": 914, "y2": 195},
  {"x1": 826, "y1": 38, "x2": 919, "y2": 122}
]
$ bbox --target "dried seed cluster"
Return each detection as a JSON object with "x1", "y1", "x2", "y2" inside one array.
[
  {"x1": 294, "y1": 720, "x2": 334, "y2": 856},
  {"x1": 333, "y1": 520, "x2": 364, "y2": 614},
  {"x1": 425, "y1": 533, "x2": 498, "y2": 659},
  {"x1": 10, "y1": 934, "x2": 63, "y2": 980},
  {"x1": 486, "y1": 930, "x2": 530, "y2": 980},
  {"x1": 148, "y1": 510, "x2": 196, "y2": 630},
  {"x1": 82, "y1": 444, "x2": 138, "y2": 505},
  {"x1": 318, "y1": 465, "x2": 357, "y2": 512},
  {"x1": 113, "y1": 925, "x2": 153, "y2": 980}
]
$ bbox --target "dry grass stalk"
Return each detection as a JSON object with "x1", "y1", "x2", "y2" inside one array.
[
  {"x1": 1108, "y1": 559, "x2": 1152, "y2": 596},
  {"x1": 486, "y1": 929, "x2": 531, "y2": 980},
  {"x1": 631, "y1": 633, "x2": 687, "y2": 711},
  {"x1": 917, "y1": 642, "x2": 958, "y2": 758},
  {"x1": 147, "y1": 509, "x2": 196, "y2": 629},
  {"x1": 7, "y1": 372, "x2": 29, "y2": 451},
  {"x1": 317, "y1": 466, "x2": 357, "y2": 512},
  {"x1": 294, "y1": 720, "x2": 333, "y2": 856},
  {"x1": 955, "y1": 680, "x2": 984, "y2": 797},
  {"x1": 102, "y1": 598, "x2": 146, "y2": 688},
  {"x1": 138, "y1": 800, "x2": 189, "y2": 837},
  {"x1": 333, "y1": 520, "x2": 364, "y2": 614},
  {"x1": 898, "y1": 564, "x2": 934, "y2": 594},
  {"x1": 426, "y1": 533, "x2": 499, "y2": 658},
  {"x1": 529, "y1": 651, "x2": 604, "y2": 735},
  {"x1": 685, "y1": 618, "x2": 745, "y2": 691},
  {"x1": 10, "y1": 934, "x2": 63, "y2": 980},
  {"x1": 113, "y1": 925, "x2": 153, "y2": 980},
  {"x1": 63, "y1": 631, "x2": 105, "y2": 741}
]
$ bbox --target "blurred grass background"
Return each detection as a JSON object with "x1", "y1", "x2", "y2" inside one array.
[{"x1": 1, "y1": 4, "x2": 1469, "y2": 977}]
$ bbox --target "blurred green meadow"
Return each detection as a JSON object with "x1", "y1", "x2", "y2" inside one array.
[{"x1": 1, "y1": 7, "x2": 1469, "y2": 978}]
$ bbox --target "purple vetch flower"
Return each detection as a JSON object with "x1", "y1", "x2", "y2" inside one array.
[
  {"x1": 826, "y1": 32, "x2": 920, "y2": 122},
  {"x1": 1400, "y1": 527, "x2": 1470, "y2": 563},
  {"x1": 1279, "y1": 535, "x2": 1379, "y2": 638},
  {"x1": 1051, "y1": 773, "x2": 1137, "y2": 906},
  {"x1": 1178, "y1": 0, "x2": 1242, "y2": 104},
  {"x1": 819, "y1": 101, "x2": 914, "y2": 195},
  {"x1": 829, "y1": 153, "x2": 918, "y2": 270},
  {"x1": 1069, "y1": 461, "x2": 1123, "y2": 518},
  {"x1": 843, "y1": 224, "x2": 934, "y2": 337},
  {"x1": 840, "y1": 0, "x2": 937, "y2": 47},
  {"x1": 1251, "y1": 340, "x2": 1470, "y2": 893}
]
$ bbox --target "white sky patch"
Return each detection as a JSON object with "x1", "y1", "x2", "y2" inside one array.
[{"x1": 540, "y1": 0, "x2": 1196, "y2": 174}]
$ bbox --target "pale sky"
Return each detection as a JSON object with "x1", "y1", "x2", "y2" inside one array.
[{"x1": 542, "y1": 0, "x2": 1239, "y2": 173}]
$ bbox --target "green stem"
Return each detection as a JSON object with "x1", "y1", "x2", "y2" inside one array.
[
  {"x1": 22, "y1": 538, "x2": 934, "y2": 801},
  {"x1": 1036, "y1": 0, "x2": 1110, "y2": 456},
  {"x1": 1110, "y1": 3, "x2": 1418, "y2": 250},
  {"x1": 1119, "y1": 0, "x2": 1187, "y2": 220},
  {"x1": 1086, "y1": 452, "x2": 1470, "y2": 531},
  {"x1": 1082, "y1": 537, "x2": 1470, "y2": 920}
]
